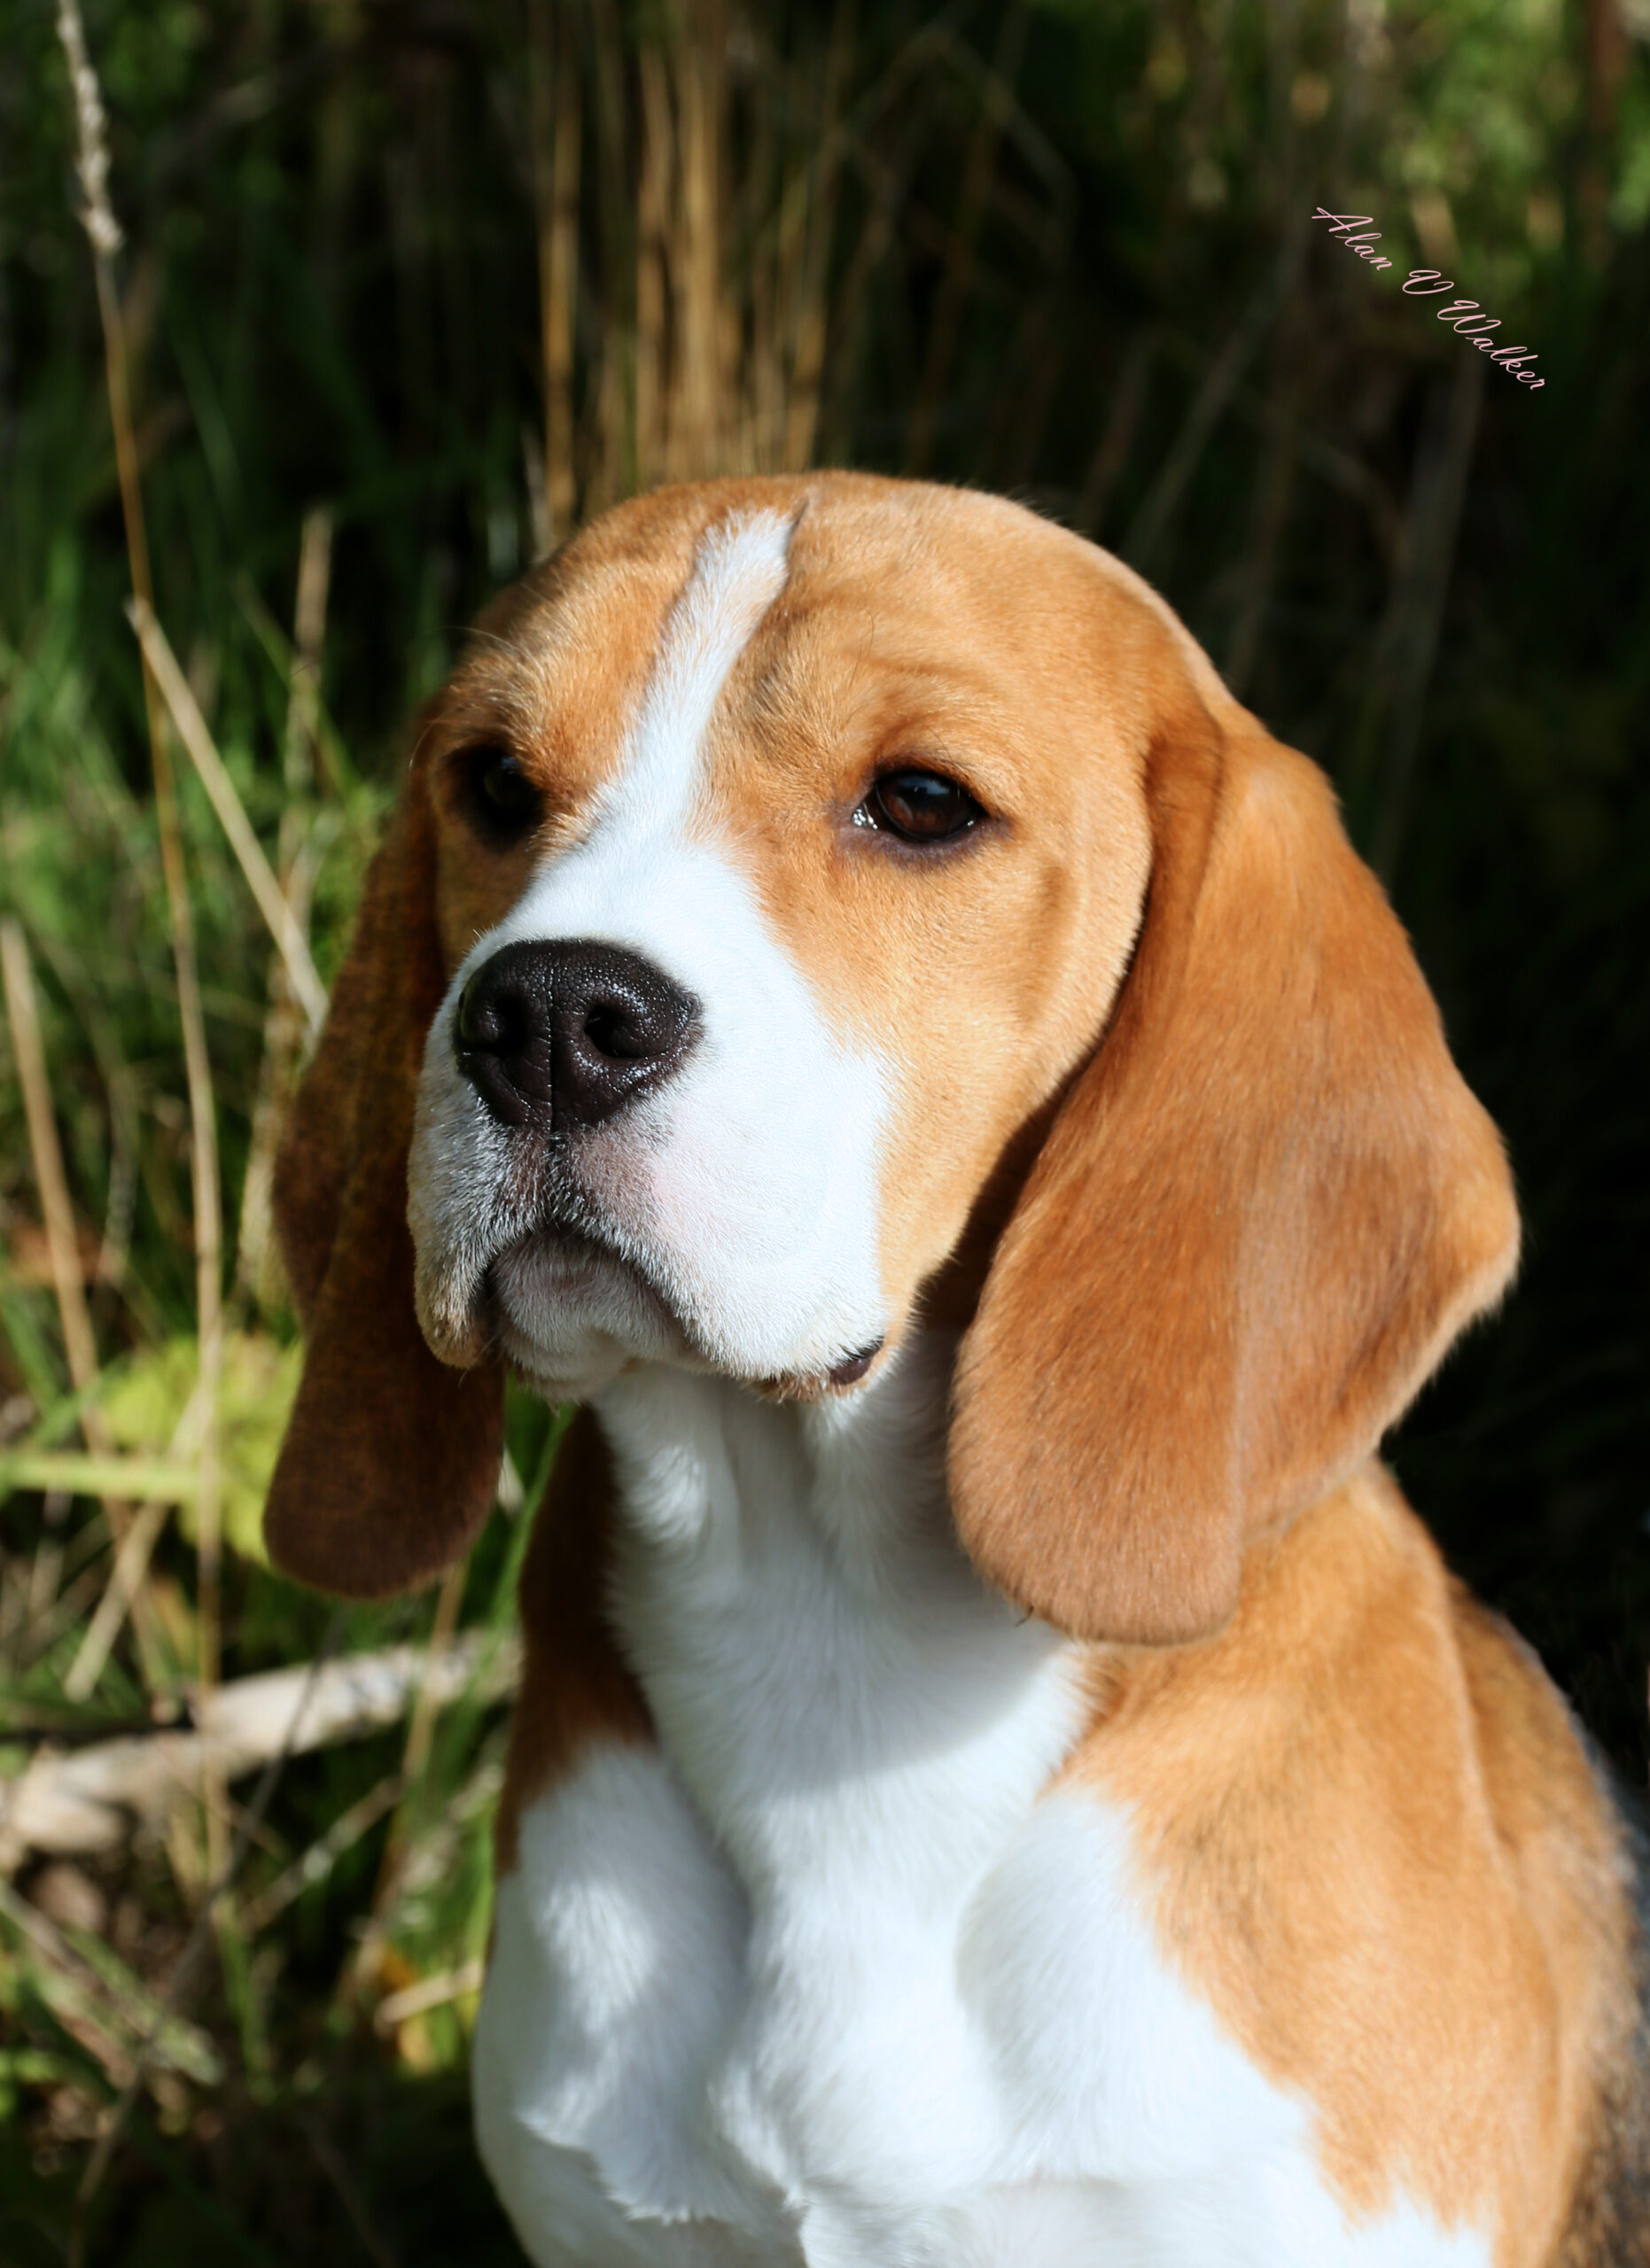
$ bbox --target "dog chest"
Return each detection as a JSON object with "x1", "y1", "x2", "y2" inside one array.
[{"x1": 471, "y1": 1363, "x2": 1492, "y2": 2267}]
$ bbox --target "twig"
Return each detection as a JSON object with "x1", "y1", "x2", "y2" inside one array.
[
  {"x1": 0, "y1": 1632, "x2": 521, "y2": 1867},
  {"x1": 126, "y1": 598, "x2": 327, "y2": 1037}
]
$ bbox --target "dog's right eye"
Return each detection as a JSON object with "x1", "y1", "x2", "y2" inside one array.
[{"x1": 462, "y1": 746, "x2": 543, "y2": 844}]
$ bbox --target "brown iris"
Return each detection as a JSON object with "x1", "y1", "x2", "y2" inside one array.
[{"x1": 857, "y1": 769, "x2": 985, "y2": 846}]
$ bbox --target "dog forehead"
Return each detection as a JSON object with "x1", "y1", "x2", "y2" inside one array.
[{"x1": 442, "y1": 475, "x2": 1191, "y2": 806}]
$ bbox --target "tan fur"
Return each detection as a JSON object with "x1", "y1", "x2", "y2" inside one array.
[
  {"x1": 266, "y1": 473, "x2": 1640, "y2": 2256},
  {"x1": 1057, "y1": 1464, "x2": 1631, "y2": 2264}
]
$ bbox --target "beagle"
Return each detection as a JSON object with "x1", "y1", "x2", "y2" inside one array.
[{"x1": 264, "y1": 475, "x2": 1650, "y2": 2267}]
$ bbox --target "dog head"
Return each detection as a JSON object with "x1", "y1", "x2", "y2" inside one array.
[{"x1": 264, "y1": 473, "x2": 1518, "y2": 1641}]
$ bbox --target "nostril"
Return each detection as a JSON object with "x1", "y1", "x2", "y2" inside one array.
[
  {"x1": 457, "y1": 971, "x2": 518, "y2": 1054},
  {"x1": 582, "y1": 1004, "x2": 635, "y2": 1060},
  {"x1": 580, "y1": 993, "x2": 689, "y2": 1061}
]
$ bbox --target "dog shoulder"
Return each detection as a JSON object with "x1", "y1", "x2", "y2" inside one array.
[{"x1": 1059, "y1": 1464, "x2": 1641, "y2": 2263}]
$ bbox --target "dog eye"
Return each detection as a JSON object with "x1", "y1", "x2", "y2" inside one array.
[
  {"x1": 463, "y1": 746, "x2": 543, "y2": 843},
  {"x1": 856, "y1": 770, "x2": 985, "y2": 846}
]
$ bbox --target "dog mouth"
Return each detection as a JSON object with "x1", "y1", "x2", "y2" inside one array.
[
  {"x1": 483, "y1": 1217, "x2": 697, "y2": 1381},
  {"x1": 438, "y1": 1218, "x2": 887, "y2": 1402},
  {"x1": 411, "y1": 1124, "x2": 889, "y2": 1396}
]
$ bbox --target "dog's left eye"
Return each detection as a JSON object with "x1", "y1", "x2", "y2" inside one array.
[
  {"x1": 855, "y1": 769, "x2": 985, "y2": 846},
  {"x1": 462, "y1": 746, "x2": 543, "y2": 843}
]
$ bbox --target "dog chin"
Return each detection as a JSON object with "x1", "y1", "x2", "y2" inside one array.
[
  {"x1": 416, "y1": 1222, "x2": 886, "y2": 1404},
  {"x1": 486, "y1": 1227, "x2": 695, "y2": 1396}
]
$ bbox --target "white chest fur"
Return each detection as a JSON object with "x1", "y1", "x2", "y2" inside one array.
[{"x1": 473, "y1": 1345, "x2": 1488, "y2": 2268}]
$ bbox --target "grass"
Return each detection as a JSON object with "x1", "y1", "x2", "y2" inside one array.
[{"x1": 1, "y1": 0, "x2": 1647, "y2": 2256}]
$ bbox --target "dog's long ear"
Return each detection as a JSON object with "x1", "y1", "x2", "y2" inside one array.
[
  {"x1": 950, "y1": 690, "x2": 1519, "y2": 1646},
  {"x1": 263, "y1": 773, "x2": 505, "y2": 1597}
]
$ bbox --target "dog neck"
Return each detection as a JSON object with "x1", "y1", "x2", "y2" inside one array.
[{"x1": 590, "y1": 1332, "x2": 1086, "y2": 1918}]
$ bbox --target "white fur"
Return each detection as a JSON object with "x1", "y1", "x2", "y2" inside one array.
[
  {"x1": 407, "y1": 505, "x2": 890, "y2": 1396},
  {"x1": 473, "y1": 1346, "x2": 1491, "y2": 2268}
]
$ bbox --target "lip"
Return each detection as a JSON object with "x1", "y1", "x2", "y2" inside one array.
[
  {"x1": 496, "y1": 1224, "x2": 625, "y2": 1300},
  {"x1": 486, "y1": 1219, "x2": 696, "y2": 1367}
]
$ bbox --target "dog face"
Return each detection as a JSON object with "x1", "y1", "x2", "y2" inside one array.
[
  {"x1": 406, "y1": 485, "x2": 1152, "y2": 1402},
  {"x1": 265, "y1": 473, "x2": 1519, "y2": 1641}
]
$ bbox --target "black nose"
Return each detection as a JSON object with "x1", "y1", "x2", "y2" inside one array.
[{"x1": 455, "y1": 940, "x2": 700, "y2": 1132}]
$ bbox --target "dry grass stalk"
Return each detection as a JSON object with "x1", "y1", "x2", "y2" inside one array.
[
  {"x1": 371, "y1": 1954, "x2": 486, "y2": 2037},
  {"x1": 61, "y1": 1500, "x2": 168, "y2": 1703},
  {"x1": 906, "y1": 1, "x2": 1029, "y2": 475},
  {"x1": 586, "y1": 0, "x2": 631, "y2": 514},
  {"x1": 284, "y1": 502, "x2": 333, "y2": 800},
  {"x1": 531, "y1": 0, "x2": 580, "y2": 547},
  {"x1": 1124, "y1": 225, "x2": 1303, "y2": 571},
  {"x1": 1078, "y1": 329, "x2": 1156, "y2": 538},
  {"x1": 0, "y1": 920, "x2": 169, "y2": 1679},
  {"x1": 0, "y1": 1878, "x2": 222, "y2": 2089},
  {"x1": 397, "y1": 1560, "x2": 469, "y2": 1798},
  {"x1": 351, "y1": 1561, "x2": 471, "y2": 1997},
  {"x1": 780, "y1": 0, "x2": 856, "y2": 476},
  {"x1": 298, "y1": 2111, "x2": 403, "y2": 2268},
  {"x1": 63, "y1": 1371, "x2": 210, "y2": 1698},
  {"x1": 239, "y1": 1771, "x2": 402, "y2": 1936},
  {"x1": 0, "y1": 920, "x2": 107, "y2": 1426},
  {"x1": 1367, "y1": 346, "x2": 1486, "y2": 882},
  {"x1": 635, "y1": 42, "x2": 673, "y2": 490},
  {"x1": 128, "y1": 598, "x2": 327, "y2": 1036},
  {"x1": 237, "y1": 504, "x2": 332, "y2": 1309},
  {"x1": 56, "y1": 0, "x2": 226, "y2": 1898},
  {"x1": 673, "y1": 0, "x2": 728, "y2": 480}
]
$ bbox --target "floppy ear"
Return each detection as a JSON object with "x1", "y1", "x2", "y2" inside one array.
[
  {"x1": 263, "y1": 771, "x2": 505, "y2": 1597},
  {"x1": 950, "y1": 690, "x2": 1519, "y2": 1646}
]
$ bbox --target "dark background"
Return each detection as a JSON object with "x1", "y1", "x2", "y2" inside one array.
[{"x1": 2, "y1": 0, "x2": 1647, "y2": 2259}]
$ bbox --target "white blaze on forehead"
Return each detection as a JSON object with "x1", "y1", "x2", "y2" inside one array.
[{"x1": 602, "y1": 506, "x2": 795, "y2": 835}]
